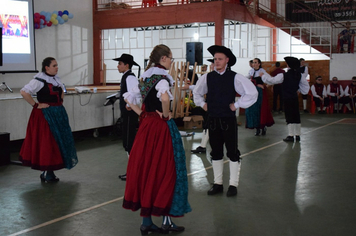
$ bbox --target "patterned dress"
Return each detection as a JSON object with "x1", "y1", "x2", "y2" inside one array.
[{"x1": 122, "y1": 67, "x2": 191, "y2": 217}]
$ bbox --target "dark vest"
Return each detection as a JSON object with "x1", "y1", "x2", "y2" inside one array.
[
  {"x1": 329, "y1": 83, "x2": 339, "y2": 94},
  {"x1": 143, "y1": 76, "x2": 170, "y2": 113},
  {"x1": 281, "y1": 70, "x2": 301, "y2": 99},
  {"x1": 120, "y1": 70, "x2": 136, "y2": 111},
  {"x1": 35, "y1": 78, "x2": 63, "y2": 104},
  {"x1": 299, "y1": 66, "x2": 306, "y2": 74},
  {"x1": 206, "y1": 70, "x2": 236, "y2": 117},
  {"x1": 314, "y1": 83, "x2": 324, "y2": 97}
]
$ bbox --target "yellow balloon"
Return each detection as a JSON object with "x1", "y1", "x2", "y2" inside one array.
[
  {"x1": 52, "y1": 13, "x2": 57, "y2": 18},
  {"x1": 62, "y1": 14, "x2": 68, "y2": 21},
  {"x1": 53, "y1": 19, "x2": 58, "y2": 25}
]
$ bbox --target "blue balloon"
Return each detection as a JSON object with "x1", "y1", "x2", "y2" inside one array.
[
  {"x1": 40, "y1": 11, "x2": 46, "y2": 15},
  {"x1": 40, "y1": 25, "x2": 44, "y2": 29},
  {"x1": 40, "y1": 19, "x2": 44, "y2": 25},
  {"x1": 59, "y1": 19, "x2": 64, "y2": 24},
  {"x1": 56, "y1": 15, "x2": 61, "y2": 20},
  {"x1": 52, "y1": 11, "x2": 58, "y2": 15},
  {"x1": 63, "y1": 10, "x2": 69, "y2": 15},
  {"x1": 45, "y1": 15, "x2": 51, "y2": 21},
  {"x1": 68, "y1": 13, "x2": 73, "y2": 19}
]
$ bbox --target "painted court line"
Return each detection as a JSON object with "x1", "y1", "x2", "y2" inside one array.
[{"x1": 7, "y1": 118, "x2": 345, "y2": 236}]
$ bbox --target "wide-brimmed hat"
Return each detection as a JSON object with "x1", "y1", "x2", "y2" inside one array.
[
  {"x1": 284, "y1": 57, "x2": 300, "y2": 70},
  {"x1": 113, "y1": 53, "x2": 139, "y2": 67},
  {"x1": 207, "y1": 59, "x2": 214, "y2": 63},
  {"x1": 207, "y1": 45, "x2": 236, "y2": 67}
]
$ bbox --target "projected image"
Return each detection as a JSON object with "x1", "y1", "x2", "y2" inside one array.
[
  {"x1": 0, "y1": 1, "x2": 30, "y2": 54},
  {"x1": 1, "y1": 15, "x2": 29, "y2": 38}
]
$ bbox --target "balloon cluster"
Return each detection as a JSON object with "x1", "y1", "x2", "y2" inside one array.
[{"x1": 34, "y1": 10, "x2": 74, "y2": 29}]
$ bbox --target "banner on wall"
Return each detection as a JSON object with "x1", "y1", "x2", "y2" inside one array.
[{"x1": 286, "y1": 0, "x2": 356, "y2": 23}]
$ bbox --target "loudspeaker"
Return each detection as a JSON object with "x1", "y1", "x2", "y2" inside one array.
[
  {"x1": 186, "y1": 42, "x2": 203, "y2": 66},
  {"x1": 0, "y1": 132, "x2": 10, "y2": 166}
]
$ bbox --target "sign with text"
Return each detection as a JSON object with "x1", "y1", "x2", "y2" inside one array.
[{"x1": 286, "y1": 0, "x2": 356, "y2": 23}]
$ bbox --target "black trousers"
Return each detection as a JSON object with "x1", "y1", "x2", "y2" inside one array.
[
  {"x1": 284, "y1": 98, "x2": 300, "y2": 124},
  {"x1": 314, "y1": 96, "x2": 330, "y2": 108},
  {"x1": 208, "y1": 117, "x2": 240, "y2": 162},
  {"x1": 121, "y1": 109, "x2": 139, "y2": 154},
  {"x1": 273, "y1": 84, "x2": 283, "y2": 111}
]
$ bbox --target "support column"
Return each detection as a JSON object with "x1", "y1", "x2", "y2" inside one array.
[{"x1": 215, "y1": 11, "x2": 224, "y2": 46}]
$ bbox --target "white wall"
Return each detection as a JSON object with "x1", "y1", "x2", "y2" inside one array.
[
  {"x1": 330, "y1": 53, "x2": 356, "y2": 81},
  {"x1": 0, "y1": 0, "x2": 93, "y2": 89}
]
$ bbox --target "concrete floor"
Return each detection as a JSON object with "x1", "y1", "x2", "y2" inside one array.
[{"x1": 1, "y1": 112, "x2": 356, "y2": 236}]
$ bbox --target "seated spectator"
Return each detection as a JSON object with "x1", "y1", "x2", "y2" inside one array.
[
  {"x1": 339, "y1": 21, "x2": 355, "y2": 53},
  {"x1": 311, "y1": 76, "x2": 329, "y2": 114},
  {"x1": 327, "y1": 76, "x2": 346, "y2": 113},
  {"x1": 344, "y1": 76, "x2": 356, "y2": 113}
]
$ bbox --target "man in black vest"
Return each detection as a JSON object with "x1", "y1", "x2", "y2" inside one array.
[
  {"x1": 113, "y1": 54, "x2": 140, "y2": 181},
  {"x1": 193, "y1": 45, "x2": 258, "y2": 197},
  {"x1": 261, "y1": 57, "x2": 310, "y2": 142}
]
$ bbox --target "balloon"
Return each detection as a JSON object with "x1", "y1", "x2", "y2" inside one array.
[
  {"x1": 47, "y1": 22, "x2": 52, "y2": 27},
  {"x1": 50, "y1": 17, "x2": 56, "y2": 23},
  {"x1": 53, "y1": 19, "x2": 58, "y2": 25},
  {"x1": 52, "y1": 11, "x2": 58, "y2": 15},
  {"x1": 34, "y1": 13, "x2": 40, "y2": 18},
  {"x1": 45, "y1": 14, "x2": 51, "y2": 22},
  {"x1": 40, "y1": 15, "x2": 45, "y2": 20},
  {"x1": 52, "y1": 13, "x2": 57, "y2": 19},
  {"x1": 59, "y1": 19, "x2": 64, "y2": 24},
  {"x1": 40, "y1": 11, "x2": 46, "y2": 15},
  {"x1": 40, "y1": 25, "x2": 44, "y2": 29},
  {"x1": 63, "y1": 10, "x2": 69, "y2": 15},
  {"x1": 40, "y1": 19, "x2": 44, "y2": 25},
  {"x1": 68, "y1": 13, "x2": 73, "y2": 19},
  {"x1": 61, "y1": 14, "x2": 68, "y2": 21},
  {"x1": 58, "y1": 11, "x2": 63, "y2": 16},
  {"x1": 56, "y1": 15, "x2": 61, "y2": 20}
]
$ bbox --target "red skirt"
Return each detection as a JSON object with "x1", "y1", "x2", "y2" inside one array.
[
  {"x1": 123, "y1": 112, "x2": 177, "y2": 217},
  {"x1": 260, "y1": 87, "x2": 275, "y2": 128},
  {"x1": 19, "y1": 107, "x2": 64, "y2": 171}
]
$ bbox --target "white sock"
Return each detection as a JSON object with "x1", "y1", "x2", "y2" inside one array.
[
  {"x1": 346, "y1": 104, "x2": 351, "y2": 110},
  {"x1": 295, "y1": 123, "x2": 301, "y2": 136},
  {"x1": 303, "y1": 99, "x2": 307, "y2": 110},
  {"x1": 288, "y1": 124, "x2": 294, "y2": 136},
  {"x1": 200, "y1": 129, "x2": 209, "y2": 148},
  {"x1": 229, "y1": 160, "x2": 241, "y2": 187},
  {"x1": 212, "y1": 160, "x2": 224, "y2": 185}
]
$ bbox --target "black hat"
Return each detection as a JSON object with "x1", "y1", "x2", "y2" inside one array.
[
  {"x1": 113, "y1": 53, "x2": 139, "y2": 67},
  {"x1": 207, "y1": 59, "x2": 214, "y2": 63},
  {"x1": 207, "y1": 45, "x2": 236, "y2": 67},
  {"x1": 284, "y1": 57, "x2": 300, "y2": 70}
]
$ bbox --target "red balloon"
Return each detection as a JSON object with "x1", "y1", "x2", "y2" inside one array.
[
  {"x1": 34, "y1": 13, "x2": 40, "y2": 18},
  {"x1": 40, "y1": 15, "x2": 45, "y2": 20},
  {"x1": 47, "y1": 22, "x2": 52, "y2": 27}
]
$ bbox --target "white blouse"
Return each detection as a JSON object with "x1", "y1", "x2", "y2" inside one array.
[{"x1": 21, "y1": 72, "x2": 64, "y2": 95}]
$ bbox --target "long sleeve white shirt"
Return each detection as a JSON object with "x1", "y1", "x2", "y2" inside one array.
[
  {"x1": 261, "y1": 71, "x2": 310, "y2": 95},
  {"x1": 311, "y1": 84, "x2": 327, "y2": 98},
  {"x1": 193, "y1": 67, "x2": 258, "y2": 109},
  {"x1": 327, "y1": 84, "x2": 344, "y2": 97}
]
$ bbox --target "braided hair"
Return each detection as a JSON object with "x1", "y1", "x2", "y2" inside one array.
[{"x1": 145, "y1": 44, "x2": 171, "y2": 71}]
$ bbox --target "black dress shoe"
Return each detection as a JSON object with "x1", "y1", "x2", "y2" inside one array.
[
  {"x1": 140, "y1": 224, "x2": 161, "y2": 235},
  {"x1": 191, "y1": 146, "x2": 206, "y2": 154},
  {"x1": 283, "y1": 136, "x2": 294, "y2": 142},
  {"x1": 161, "y1": 223, "x2": 185, "y2": 234},
  {"x1": 207, "y1": 184, "x2": 223, "y2": 195},
  {"x1": 118, "y1": 174, "x2": 127, "y2": 181},
  {"x1": 304, "y1": 109, "x2": 309, "y2": 114},
  {"x1": 41, "y1": 172, "x2": 60, "y2": 183},
  {"x1": 261, "y1": 127, "x2": 267, "y2": 136},
  {"x1": 255, "y1": 128, "x2": 261, "y2": 136},
  {"x1": 295, "y1": 135, "x2": 300, "y2": 142},
  {"x1": 226, "y1": 185, "x2": 238, "y2": 197}
]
